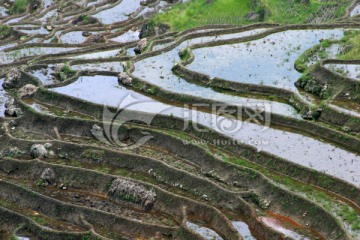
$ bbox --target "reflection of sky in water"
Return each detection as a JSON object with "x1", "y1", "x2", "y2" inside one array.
[
  {"x1": 52, "y1": 75, "x2": 360, "y2": 186},
  {"x1": 188, "y1": 29, "x2": 344, "y2": 91},
  {"x1": 60, "y1": 31, "x2": 87, "y2": 44},
  {"x1": 92, "y1": 0, "x2": 141, "y2": 24},
  {"x1": 232, "y1": 221, "x2": 255, "y2": 240},
  {"x1": 111, "y1": 30, "x2": 140, "y2": 43},
  {"x1": 350, "y1": 4, "x2": 360, "y2": 17},
  {"x1": 0, "y1": 47, "x2": 76, "y2": 64},
  {"x1": 186, "y1": 222, "x2": 222, "y2": 240},
  {"x1": 133, "y1": 29, "x2": 299, "y2": 118},
  {"x1": 325, "y1": 63, "x2": 360, "y2": 81}
]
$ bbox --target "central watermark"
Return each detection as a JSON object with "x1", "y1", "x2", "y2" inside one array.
[{"x1": 92, "y1": 94, "x2": 271, "y2": 150}]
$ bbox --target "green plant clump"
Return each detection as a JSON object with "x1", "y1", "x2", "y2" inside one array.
[
  {"x1": 8, "y1": 0, "x2": 29, "y2": 15},
  {"x1": 0, "y1": 25, "x2": 12, "y2": 39}
]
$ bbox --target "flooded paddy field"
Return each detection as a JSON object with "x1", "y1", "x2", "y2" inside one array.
[{"x1": 1, "y1": 0, "x2": 360, "y2": 239}]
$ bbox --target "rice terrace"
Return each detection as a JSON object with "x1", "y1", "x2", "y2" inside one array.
[{"x1": 1, "y1": 0, "x2": 360, "y2": 239}]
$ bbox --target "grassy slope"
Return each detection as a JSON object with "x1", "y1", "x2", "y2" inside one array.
[
  {"x1": 338, "y1": 30, "x2": 360, "y2": 60},
  {"x1": 153, "y1": 0, "x2": 251, "y2": 31},
  {"x1": 153, "y1": 0, "x2": 353, "y2": 31}
]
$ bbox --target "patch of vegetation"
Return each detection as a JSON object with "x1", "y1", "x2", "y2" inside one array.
[
  {"x1": 79, "y1": 14, "x2": 91, "y2": 23},
  {"x1": 178, "y1": 47, "x2": 191, "y2": 61},
  {"x1": 8, "y1": 0, "x2": 29, "y2": 15},
  {"x1": 152, "y1": 0, "x2": 352, "y2": 31},
  {"x1": 81, "y1": 149, "x2": 105, "y2": 162},
  {"x1": 152, "y1": 0, "x2": 251, "y2": 31},
  {"x1": 58, "y1": 64, "x2": 76, "y2": 81},
  {"x1": 0, "y1": 25, "x2": 12, "y2": 39},
  {"x1": 338, "y1": 30, "x2": 360, "y2": 60}
]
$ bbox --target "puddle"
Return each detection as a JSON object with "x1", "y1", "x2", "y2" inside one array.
[
  {"x1": 187, "y1": 29, "x2": 344, "y2": 91},
  {"x1": 92, "y1": 0, "x2": 141, "y2": 24},
  {"x1": 350, "y1": 4, "x2": 360, "y2": 17},
  {"x1": 232, "y1": 221, "x2": 255, "y2": 240},
  {"x1": 324, "y1": 63, "x2": 360, "y2": 80},
  {"x1": 51, "y1": 75, "x2": 360, "y2": 186},
  {"x1": 186, "y1": 221, "x2": 223, "y2": 240},
  {"x1": 260, "y1": 217, "x2": 309, "y2": 239},
  {"x1": 71, "y1": 62, "x2": 124, "y2": 72},
  {"x1": 111, "y1": 29, "x2": 140, "y2": 43}
]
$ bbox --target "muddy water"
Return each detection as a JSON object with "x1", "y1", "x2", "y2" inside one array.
[
  {"x1": 187, "y1": 29, "x2": 344, "y2": 91},
  {"x1": 51, "y1": 75, "x2": 360, "y2": 186},
  {"x1": 324, "y1": 63, "x2": 360, "y2": 80},
  {"x1": 330, "y1": 98, "x2": 360, "y2": 115},
  {"x1": 92, "y1": 0, "x2": 141, "y2": 24}
]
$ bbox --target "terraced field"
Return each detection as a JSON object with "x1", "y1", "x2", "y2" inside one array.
[{"x1": 0, "y1": 0, "x2": 360, "y2": 239}]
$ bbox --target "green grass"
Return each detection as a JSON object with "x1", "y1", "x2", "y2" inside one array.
[
  {"x1": 152, "y1": 0, "x2": 251, "y2": 31},
  {"x1": 152, "y1": 0, "x2": 353, "y2": 31},
  {"x1": 0, "y1": 25, "x2": 12, "y2": 38},
  {"x1": 261, "y1": 0, "x2": 321, "y2": 23},
  {"x1": 8, "y1": 0, "x2": 29, "y2": 15},
  {"x1": 338, "y1": 30, "x2": 360, "y2": 60}
]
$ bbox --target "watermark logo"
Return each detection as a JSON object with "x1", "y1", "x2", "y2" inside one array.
[
  {"x1": 91, "y1": 94, "x2": 169, "y2": 149},
  {"x1": 92, "y1": 94, "x2": 271, "y2": 149}
]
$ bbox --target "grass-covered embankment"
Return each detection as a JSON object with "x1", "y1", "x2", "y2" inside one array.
[
  {"x1": 338, "y1": 30, "x2": 360, "y2": 60},
  {"x1": 152, "y1": 0, "x2": 354, "y2": 31}
]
